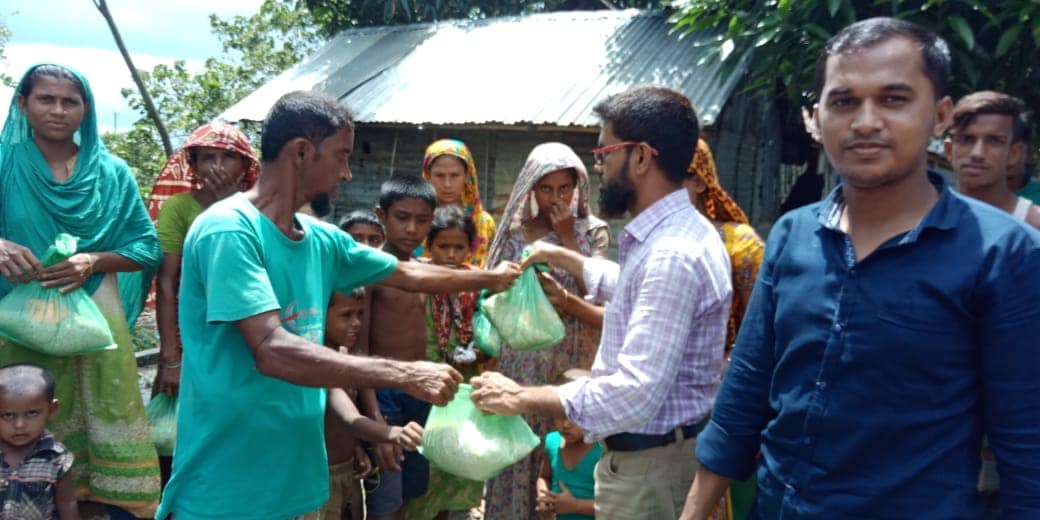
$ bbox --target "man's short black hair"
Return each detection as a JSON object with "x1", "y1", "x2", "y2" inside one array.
[
  {"x1": 260, "y1": 91, "x2": 355, "y2": 163},
  {"x1": 338, "y1": 209, "x2": 384, "y2": 234},
  {"x1": 427, "y1": 205, "x2": 477, "y2": 247},
  {"x1": 0, "y1": 364, "x2": 55, "y2": 401},
  {"x1": 813, "y1": 17, "x2": 950, "y2": 100},
  {"x1": 950, "y1": 91, "x2": 1027, "y2": 140},
  {"x1": 592, "y1": 85, "x2": 700, "y2": 184},
  {"x1": 378, "y1": 175, "x2": 436, "y2": 213}
]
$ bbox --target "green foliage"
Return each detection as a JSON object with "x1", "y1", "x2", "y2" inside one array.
[
  {"x1": 0, "y1": 17, "x2": 13, "y2": 88},
  {"x1": 114, "y1": 0, "x2": 322, "y2": 185},
  {"x1": 305, "y1": 0, "x2": 662, "y2": 37},
  {"x1": 102, "y1": 128, "x2": 167, "y2": 199},
  {"x1": 671, "y1": 0, "x2": 1040, "y2": 114}
]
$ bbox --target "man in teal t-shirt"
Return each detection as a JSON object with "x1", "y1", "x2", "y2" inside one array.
[{"x1": 156, "y1": 91, "x2": 520, "y2": 520}]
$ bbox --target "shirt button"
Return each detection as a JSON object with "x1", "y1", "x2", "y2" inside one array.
[
  {"x1": 804, "y1": 436, "x2": 812, "y2": 445},
  {"x1": 832, "y1": 322, "x2": 842, "y2": 332},
  {"x1": 815, "y1": 380, "x2": 826, "y2": 390},
  {"x1": 786, "y1": 484, "x2": 796, "y2": 494}
]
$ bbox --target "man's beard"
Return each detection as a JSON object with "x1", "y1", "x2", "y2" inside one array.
[
  {"x1": 310, "y1": 193, "x2": 333, "y2": 218},
  {"x1": 597, "y1": 163, "x2": 635, "y2": 219}
]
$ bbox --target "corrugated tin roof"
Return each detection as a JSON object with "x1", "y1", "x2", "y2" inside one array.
[{"x1": 219, "y1": 9, "x2": 745, "y2": 128}]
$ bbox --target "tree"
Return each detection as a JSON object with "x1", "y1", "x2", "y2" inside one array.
[
  {"x1": 671, "y1": 0, "x2": 1040, "y2": 115},
  {"x1": 305, "y1": 0, "x2": 662, "y2": 37},
  {"x1": 0, "y1": 17, "x2": 13, "y2": 88},
  {"x1": 94, "y1": 0, "x2": 173, "y2": 157},
  {"x1": 114, "y1": 0, "x2": 322, "y2": 192}
]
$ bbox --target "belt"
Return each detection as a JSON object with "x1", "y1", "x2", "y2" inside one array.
[{"x1": 603, "y1": 417, "x2": 709, "y2": 452}]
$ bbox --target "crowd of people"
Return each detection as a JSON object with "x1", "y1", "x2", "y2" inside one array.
[{"x1": 0, "y1": 13, "x2": 1039, "y2": 520}]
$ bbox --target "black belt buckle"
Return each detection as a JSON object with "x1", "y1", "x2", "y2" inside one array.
[{"x1": 603, "y1": 418, "x2": 707, "y2": 452}]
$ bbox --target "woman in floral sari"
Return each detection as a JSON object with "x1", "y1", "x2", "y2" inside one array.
[
  {"x1": 482, "y1": 142, "x2": 609, "y2": 520},
  {"x1": 684, "y1": 139, "x2": 765, "y2": 520},
  {"x1": 0, "y1": 64, "x2": 162, "y2": 518},
  {"x1": 421, "y1": 139, "x2": 497, "y2": 267}
]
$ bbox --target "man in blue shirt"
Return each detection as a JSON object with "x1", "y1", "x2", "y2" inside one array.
[{"x1": 682, "y1": 18, "x2": 1040, "y2": 520}]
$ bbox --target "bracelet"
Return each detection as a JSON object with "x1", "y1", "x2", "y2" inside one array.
[
  {"x1": 85, "y1": 254, "x2": 96, "y2": 278},
  {"x1": 561, "y1": 290, "x2": 571, "y2": 315},
  {"x1": 159, "y1": 361, "x2": 182, "y2": 369}
]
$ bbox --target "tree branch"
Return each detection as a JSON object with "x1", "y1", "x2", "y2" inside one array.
[{"x1": 93, "y1": 0, "x2": 173, "y2": 157}]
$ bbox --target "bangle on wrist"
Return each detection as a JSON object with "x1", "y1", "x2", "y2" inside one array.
[{"x1": 160, "y1": 361, "x2": 182, "y2": 369}]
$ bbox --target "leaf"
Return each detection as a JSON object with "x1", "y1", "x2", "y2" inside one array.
[
  {"x1": 948, "y1": 15, "x2": 975, "y2": 50},
  {"x1": 995, "y1": 25, "x2": 1023, "y2": 58},
  {"x1": 827, "y1": 0, "x2": 842, "y2": 17}
]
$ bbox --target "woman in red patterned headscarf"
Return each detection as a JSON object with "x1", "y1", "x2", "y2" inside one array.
[{"x1": 148, "y1": 122, "x2": 260, "y2": 399}]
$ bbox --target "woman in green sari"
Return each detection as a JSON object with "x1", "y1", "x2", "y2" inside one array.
[{"x1": 0, "y1": 64, "x2": 162, "y2": 518}]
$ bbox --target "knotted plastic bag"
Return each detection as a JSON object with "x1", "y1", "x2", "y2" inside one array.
[
  {"x1": 0, "y1": 234, "x2": 116, "y2": 356},
  {"x1": 419, "y1": 384, "x2": 540, "y2": 481},
  {"x1": 481, "y1": 248, "x2": 565, "y2": 351},
  {"x1": 472, "y1": 291, "x2": 503, "y2": 357},
  {"x1": 145, "y1": 393, "x2": 178, "y2": 456}
]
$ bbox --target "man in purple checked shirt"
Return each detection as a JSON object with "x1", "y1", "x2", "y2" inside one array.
[{"x1": 471, "y1": 85, "x2": 732, "y2": 520}]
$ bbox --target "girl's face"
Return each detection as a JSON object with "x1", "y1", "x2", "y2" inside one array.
[
  {"x1": 428, "y1": 228, "x2": 471, "y2": 268},
  {"x1": 532, "y1": 169, "x2": 577, "y2": 217},
  {"x1": 427, "y1": 155, "x2": 468, "y2": 206},
  {"x1": 347, "y1": 223, "x2": 385, "y2": 249},
  {"x1": 553, "y1": 416, "x2": 585, "y2": 444}
]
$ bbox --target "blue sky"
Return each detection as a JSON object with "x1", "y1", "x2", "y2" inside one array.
[{"x1": 2, "y1": 0, "x2": 264, "y2": 132}]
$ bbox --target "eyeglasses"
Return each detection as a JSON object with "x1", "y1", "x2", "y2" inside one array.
[{"x1": 591, "y1": 141, "x2": 659, "y2": 165}]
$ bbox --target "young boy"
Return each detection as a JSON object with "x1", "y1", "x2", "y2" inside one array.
[
  {"x1": 0, "y1": 364, "x2": 78, "y2": 519},
  {"x1": 323, "y1": 288, "x2": 423, "y2": 520},
  {"x1": 536, "y1": 369, "x2": 601, "y2": 520},
  {"x1": 405, "y1": 205, "x2": 486, "y2": 520},
  {"x1": 367, "y1": 175, "x2": 438, "y2": 520},
  {"x1": 339, "y1": 209, "x2": 386, "y2": 249}
]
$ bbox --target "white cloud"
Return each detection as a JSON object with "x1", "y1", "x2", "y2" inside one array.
[{"x1": 0, "y1": 43, "x2": 203, "y2": 134}]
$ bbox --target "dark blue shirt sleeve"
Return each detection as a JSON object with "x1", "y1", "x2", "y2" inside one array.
[
  {"x1": 696, "y1": 215, "x2": 788, "y2": 480},
  {"x1": 979, "y1": 229, "x2": 1040, "y2": 517}
]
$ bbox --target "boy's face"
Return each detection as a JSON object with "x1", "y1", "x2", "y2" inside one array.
[
  {"x1": 429, "y1": 228, "x2": 471, "y2": 268},
  {"x1": 377, "y1": 198, "x2": 435, "y2": 256},
  {"x1": 0, "y1": 393, "x2": 57, "y2": 448},
  {"x1": 553, "y1": 416, "x2": 584, "y2": 444},
  {"x1": 945, "y1": 113, "x2": 1022, "y2": 192},
  {"x1": 347, "y1": 222, "x2": 386, "y2": 249},
  {"x1": 326, "y1": 293, "x2": 366, "y2": 351}
]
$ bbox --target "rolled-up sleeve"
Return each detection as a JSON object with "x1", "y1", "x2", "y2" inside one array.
[
  {"x1": 561, "y1": 248, "x2": 721, "y2": 440},
  {"x1": 582, "y1": 257, "x2": 619, "y2": 304}
]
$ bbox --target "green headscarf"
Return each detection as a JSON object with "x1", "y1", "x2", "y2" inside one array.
[{"x1": 0, "y1": 64, "x2": 160, "y2": 324}]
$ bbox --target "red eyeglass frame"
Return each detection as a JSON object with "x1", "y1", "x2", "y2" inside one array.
[{"x1": 591, "y1": 141, "x2": 660, "y2": 164}]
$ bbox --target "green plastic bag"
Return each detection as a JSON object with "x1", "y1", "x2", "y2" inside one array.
[
  {"x1": 0, "y1": 234, "x2": 116, "y2": 356},
  {"x1": 420, "y1": 384, "x2": 540, "y2": 481},
  {"x1": 145, "y1": 393, "x2": 178, "y2": 456},
  {"x1": 481, "y1": 248, "x2": 565, "y2": 351},
  {"x1": 472, "y1": 291, "x2": 503, "y2": 357}
]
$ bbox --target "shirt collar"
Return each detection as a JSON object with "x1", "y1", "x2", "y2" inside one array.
[
  {"x1": 623, "y1": 189, "x2": 691, "y2": 243},
  {"x1": 818, "y1": 171, "x2": 961, "y2": 238}
]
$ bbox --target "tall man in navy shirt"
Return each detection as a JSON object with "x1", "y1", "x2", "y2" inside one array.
[{"x1": 682, "y1": 17, "x2": 1040, "y2": 520}]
